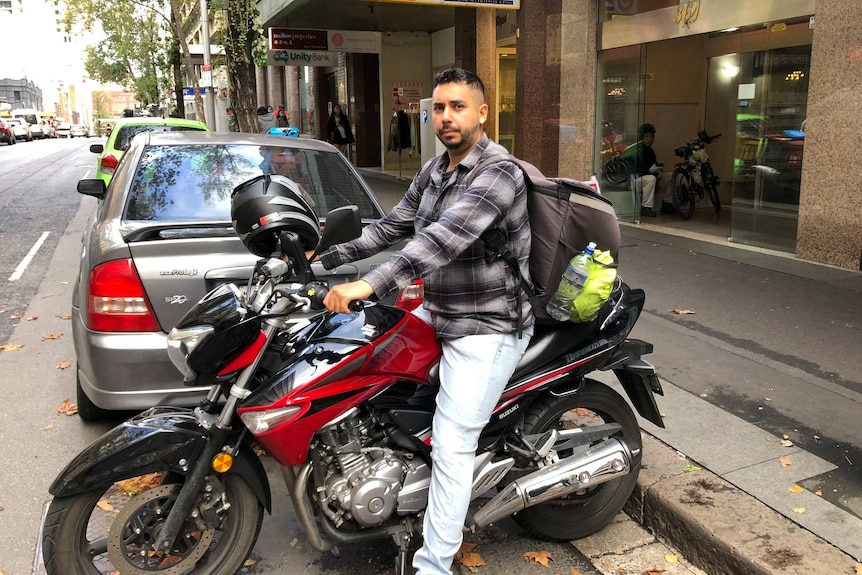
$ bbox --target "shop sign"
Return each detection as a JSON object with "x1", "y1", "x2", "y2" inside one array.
[
  {"x1": 371, "y1": 0, "x2": 519, "y2": 9},
  {"x1": 269, "y1": 28, "x2": 382, "y2": 54},
  {"x1": 267, "y1": 50, "x2": 338, "y2": 67},
  {"x1": 182, "y1": 88, "x2": 206, "y2": 102}
]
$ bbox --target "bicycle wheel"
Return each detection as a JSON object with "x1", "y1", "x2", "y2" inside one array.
[
  {"x1": 671, "y1": 169, "x2": 695, "y2": 220},
  {"x1": 702, "y1": 164, "x2": 721, "y2": 212}
]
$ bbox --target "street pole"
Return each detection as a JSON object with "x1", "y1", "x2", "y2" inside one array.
[{"x1": 200, "y1": 0, "x2": 216, "y2": 129}]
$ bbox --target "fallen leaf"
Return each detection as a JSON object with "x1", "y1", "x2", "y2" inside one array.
[
  {"x1": 670, "y1": 309, "x2": 695, "y2": 315},
  {"x1": 43, "y1": 333, "x2": 63, "y2": 340},
  {"x1": 56, "y1": 399, "x2": 78, "y2": 416},
  {"x1": 57, "y1": 315, "x2": 72, "y2": 320},
  {"x1": 764, "y1": 397, "x2": 771, "y2": 401},
  {"x1": 9, "y1": 313, "x2": 23, "y2": 320},
  {"x1": 0, "y1": 344, "x2": 24, "y2": 352},
  {"x1": 665, "y1": 554, "x2": 678, "y2": 563},
  {"x1": 458, "y1": 552, "x2": 486, "y2": 568},
  {"x1": 683, "y1": 464, "x2": 701, "y2": 473},
  {"x1": 289, "y1": 537, "x2": 298, "y2": 548},
  {"x1": 793, "y1": 507, "x2": 806, "y2": 514},
  {"x1": 780, "y1": 457, "x2": 792, "y2": 467},
  {"x1": 97, "y1": 500, "x2": 114, "y2": 512},
  {"x1": 855, "y1": 563, "x2": 861, "y2": 575},
  {"x1": 780, "y1": 439, "x2": 794, "y2": 447},
  {"x1": 44, "y1": 424, "x2": 54, "y2": 430},
  {"x1": 788, "y1": 485, "x2": 804, "y2": 493},
  {"x1": 117, "y1": 473, "x2": 162, "y2": 495},
  {"x1": 25, "y1": 316, "x2": 38, "y2": 321},
  {"x1": 56, "y1": 361, "x2": 71, "y2": 370},
  {"x1": 644, "y1": 568, "x2": 667, "y2": 575},
  {"x1": 457, "y1": 542, "x2": 478, "y2": 556},
  {"x1": 570, "y1": 569, "x2": 583, "y2": 575},
  {"x1": 815, "y1": 490, "x2": 823, "y2": 496},
  {"x1": 525, "y1": 550, "x2": 553, "y2": 567},
  {"x1": 243, "y1": 559, "x2": 256, "y2": 566},
  {"x1": 783, "y1": 434, "x2": 790, "y2": 439},
  {"x1": 813, "y1": 435, "x2": 820, "y2": 441}
]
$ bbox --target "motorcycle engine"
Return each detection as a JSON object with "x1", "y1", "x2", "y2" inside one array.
[{"x1": 314, "y1": 408, "x2": 430, "y2": 527}]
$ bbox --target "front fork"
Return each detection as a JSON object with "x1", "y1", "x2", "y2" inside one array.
[{"x1": 154, "y1": 320, "x2": 280, "y2": 551}]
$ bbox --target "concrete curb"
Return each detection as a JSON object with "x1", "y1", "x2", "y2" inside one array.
[{"x1": 626, "y1": 435, "x2": 859, "y2": 575}]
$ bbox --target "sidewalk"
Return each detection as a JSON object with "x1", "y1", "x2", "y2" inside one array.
[{"x1": 359, "y1": 167, "x2": 862, "y2": 574}]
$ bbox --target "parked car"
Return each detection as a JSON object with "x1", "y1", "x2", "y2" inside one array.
[
  {"x1": 88, "y1": 117, "x2": 209, "y2": 187},
  {"x1": 70, "y1": 124, "x2": 90, "y2": 138},
  {"x1": 56, "y1": 122, "x2": 72, "y2": 138},
  {"x1": 0, "y1": 119, "x2": 16, "y2": 145},
  {"x1": 6, "y1": 118, "x2": 32, "y2": 142},
  {"x1": 72, "y1": 131, "x2": 405, "y2": 419}
]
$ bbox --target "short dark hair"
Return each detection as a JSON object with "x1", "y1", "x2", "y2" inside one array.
[{"x1": 434, "y1": 68, "x2": 485, "y2": 95}]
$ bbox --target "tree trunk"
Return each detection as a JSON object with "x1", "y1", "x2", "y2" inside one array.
[
  {"x1": 171, "y1": 43, "x2": 184, "y2": 117},
  {"x1": 224, "y1": 0, "x2": 259, "y2": 133}
]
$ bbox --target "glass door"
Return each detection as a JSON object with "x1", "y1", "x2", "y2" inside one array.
[
  {"x1": 497, "y1": 48, "x2": 516, "y2": 154},
  {"x1": 595, "y1": 44, "x2": 646, "y2": 222}
]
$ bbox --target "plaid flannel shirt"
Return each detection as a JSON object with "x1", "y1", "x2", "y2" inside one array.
[{"x1": 320, "y1": 135, "x2": 533, "y2": 339}]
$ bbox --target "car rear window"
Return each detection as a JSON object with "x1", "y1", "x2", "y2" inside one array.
[
  {"x1": 115, "y1": 125, "x2": 206, "y2": 152},
  {"x1": 125, "y1": 144, "x2": 381, "y2": 222}
]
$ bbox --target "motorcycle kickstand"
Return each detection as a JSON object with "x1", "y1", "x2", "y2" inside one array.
[{"x1": 393, "y1": 531, "x2": 412, "y2": 575}]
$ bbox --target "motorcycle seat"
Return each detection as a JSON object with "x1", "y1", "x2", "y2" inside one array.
[{"x1": 510, "y1": 319, "x2": 599, "y2": 383}]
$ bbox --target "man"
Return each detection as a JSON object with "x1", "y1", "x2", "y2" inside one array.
[
  {"x1": 319, "y1": 68, "x2": 534, "y2": 574},
  {"x1": 634, "y1": 123, "x2": 673, "y2": 217}
]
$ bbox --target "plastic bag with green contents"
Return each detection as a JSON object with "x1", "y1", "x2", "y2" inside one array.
[{"x1": 571, "y1": 249, "x2": 618, "y2": 322}]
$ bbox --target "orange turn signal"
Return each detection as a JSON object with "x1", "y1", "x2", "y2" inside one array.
[{"x1": 212, "y1": 452, "x2": 234, "y2": 473}]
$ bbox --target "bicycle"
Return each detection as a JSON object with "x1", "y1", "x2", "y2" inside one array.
[{"x1": 670, "y1": 131, "x2": 722, "y2": 220}]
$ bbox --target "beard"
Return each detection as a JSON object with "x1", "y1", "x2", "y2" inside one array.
[{"x1": 437, "y1": 123, "x2": 480, "y2": 153}]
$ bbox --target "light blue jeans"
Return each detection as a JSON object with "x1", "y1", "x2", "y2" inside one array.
[{"x1": 411, "y1": 307, "x2": 533, "y2": 575}]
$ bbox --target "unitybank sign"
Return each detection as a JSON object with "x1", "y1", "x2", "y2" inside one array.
[{"x1": 267, "y1": 28, "x2": 381, "y2": 67}]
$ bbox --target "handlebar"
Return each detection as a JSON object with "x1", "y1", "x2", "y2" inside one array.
[{"x1": 348, "y1": 300, "x2": 365, "y2": 312}]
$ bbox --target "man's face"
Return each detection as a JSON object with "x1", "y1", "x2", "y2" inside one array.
[
  {"x1": 643, "y1": 132, "x2": 655, "y2": 147},
  {"x1": 432, "y1": 81, "x2": 488, "y2": 154}
]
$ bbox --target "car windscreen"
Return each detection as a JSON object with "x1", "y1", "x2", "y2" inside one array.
[
  {"x1": 124, "y1": 144, "x2": 381, "y2": 222},
  {"x1": 15, "y1": 114, "x2": 38, "y2": 125},
  {"x1": 115, "y1": 125, "x2": 207, "y2": 152}
]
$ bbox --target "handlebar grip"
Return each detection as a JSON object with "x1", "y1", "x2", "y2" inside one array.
[{"x1": 348, "y1": 300, "x2": 365, "y2": 313}]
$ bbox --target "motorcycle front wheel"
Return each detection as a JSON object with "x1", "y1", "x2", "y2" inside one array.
[
  {"x1": 42, "y1": 473, "x2": 263, "y2": 575},
  {"x1": 604, "y1": 157, "x2": 631, "y2": 186},
  {"x1": 508, "y1": 381, "x2": 641, "y2": 541},
  {"x1": 671, "y1": 169, "x2": 695, "y2": 220}
]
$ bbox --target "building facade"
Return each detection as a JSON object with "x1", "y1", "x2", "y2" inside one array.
[{"x1": 249, "y1": 0, "x2": 860, "y2": 271}]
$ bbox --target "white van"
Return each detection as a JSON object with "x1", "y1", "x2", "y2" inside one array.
[{"x1": 12, "y1": 108, "x2": 48, "y2": 139}]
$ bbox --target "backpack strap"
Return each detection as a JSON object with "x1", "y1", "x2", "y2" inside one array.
[{"x1": 467, "y1": 153, "x2": 540, "y2": 337}]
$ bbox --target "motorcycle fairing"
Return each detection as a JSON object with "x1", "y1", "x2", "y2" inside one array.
[{"x1": 48, "y1": 407, "x2": 272, "y2": 512}]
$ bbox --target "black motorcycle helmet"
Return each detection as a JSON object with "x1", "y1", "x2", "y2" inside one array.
[
  {"x1": 231, "y1": 174, "x2": 320, "y2": 257},
  {"x1": 638, "y1": 123, "x2": 656, "y2": 140}
]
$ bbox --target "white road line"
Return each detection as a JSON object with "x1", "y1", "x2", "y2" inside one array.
[
  {"x1": 8, "y1": 232, "x2": 50, "y2": 281},
  {"x1": 82, "y1": 170, "x2": 90, "y2": 179}
]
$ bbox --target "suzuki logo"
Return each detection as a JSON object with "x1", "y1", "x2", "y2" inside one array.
[
  {"x1": 361, "y1": 324, "x2": 377, "y2": 338},
  {"x1": 165, "y1": 295, "x2": 188, "y2": 305}
]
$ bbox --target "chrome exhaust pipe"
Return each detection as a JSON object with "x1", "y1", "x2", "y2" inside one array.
[
  {"x1": 472, "y1": 437, "x2": 641, "y2": 529},
  {"x1": 281, "y1": 464, "x2": 333, "y2": 552}
]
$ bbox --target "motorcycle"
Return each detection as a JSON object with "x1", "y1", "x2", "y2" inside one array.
[
  {"x1": 669, "y1": 130, "x2": 722, "y2": 219},
  {"x1": 601, "y1": 120, "x2": 635, "y2": 186},
  {"x1": 42, "y1": 205, "x2": 664, "y2": 575}
]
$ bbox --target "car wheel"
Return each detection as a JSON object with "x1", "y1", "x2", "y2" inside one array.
[{"x1": 76, "y1": 373, "x2": 114, "y2": 421}]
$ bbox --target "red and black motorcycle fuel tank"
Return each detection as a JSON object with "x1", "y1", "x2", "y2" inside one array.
[{"x1": 237, "y1": 303, "x2": 441, "y2": 466}]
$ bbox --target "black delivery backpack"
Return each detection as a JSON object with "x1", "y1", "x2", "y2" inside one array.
[{"x1": 422, "y1": 153, "x2": 621, "y2": 324}]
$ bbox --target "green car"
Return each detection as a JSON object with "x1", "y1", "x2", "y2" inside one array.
[{"x1": 89, "y1": 117, "x2": 209, "y2": 186}]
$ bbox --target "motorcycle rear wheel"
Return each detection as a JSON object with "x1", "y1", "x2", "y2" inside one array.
[
  {"x1": 671, "y1": 170, "x2": 695, "y2": 220},
  {"x1": 42, "y1": 473, "x2": 263, "y2": 575},
  {"x1": 508, "y1": 381, "x2": 641, "y2": 541}
]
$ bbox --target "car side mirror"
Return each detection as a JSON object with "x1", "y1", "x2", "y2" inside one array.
[
  {"x1": 317, "y1": 206, "x2": 361, "y2": 252},
  {"x1": 89, "y1": 144, "x2": 104, "y2": 154},
  {"x1": 77, "y1": 179, "x2": 106, "y2": 200}
]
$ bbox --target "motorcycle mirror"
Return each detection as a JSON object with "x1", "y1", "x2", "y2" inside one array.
[{"x1": 317, "y1": 206, "x2": 361, "y2": 252}]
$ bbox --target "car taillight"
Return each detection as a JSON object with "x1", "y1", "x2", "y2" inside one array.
[
  {"x1": 87, "y1": 259, "x2": 160, "y2": 332},
  {"x1": 395, "y1": 279, "x2": 424, "y2": 312},
  {"x1": 100, "y1": 154, "x2": 119, "y2": 175}
]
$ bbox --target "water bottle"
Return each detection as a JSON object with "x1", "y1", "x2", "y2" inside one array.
[{"x1": 546, "y1": 242, "x2": 597, "y2": 322}]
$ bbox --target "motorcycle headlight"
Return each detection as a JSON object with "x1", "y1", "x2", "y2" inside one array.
[{"x1": 167, "y1": 325, "x2": 215, "y2": 381}]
